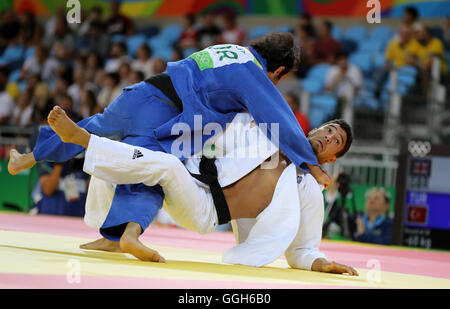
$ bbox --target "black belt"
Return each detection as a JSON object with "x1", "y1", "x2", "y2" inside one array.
[
  {"x1": 145, "y1": 74, "x2": 230, "y2": 225},
  {"x1": 190, "y1": 156, "x2": 231, "y2": 225},
  {"x1": 145, "y1": 73, "x2": 183, "y2": 113}
]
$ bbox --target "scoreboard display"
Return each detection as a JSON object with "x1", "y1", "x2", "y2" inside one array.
[{"x1": 393, "y1": 142, "x2": 450, "y2": 250}]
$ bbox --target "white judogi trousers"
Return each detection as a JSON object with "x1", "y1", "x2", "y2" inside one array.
[{"x1": 84, "y1": 134, "x2": 218, "y2": 235}]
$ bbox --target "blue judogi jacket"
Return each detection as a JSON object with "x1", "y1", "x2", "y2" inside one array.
[
  {"x1": 34, "y1": 45, "x2": 317, "y2": 172},
  {"x1": 156, "y1": 45, "x2": 318, "y2": 171}
]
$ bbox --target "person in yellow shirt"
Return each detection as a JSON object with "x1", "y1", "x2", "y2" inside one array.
[
  {"x1": 385, "y1": 24, "x2": 422, "y2": 68},
  {"x1": 414, "y1": 24, "x2": 447, "y2": 75},
  {"x1": 374, "y1": 24, "x2": 421, "y2": 101}
]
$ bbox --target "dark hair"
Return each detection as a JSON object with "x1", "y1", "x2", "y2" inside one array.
[
  {"x1": 404, "y1": 6, "x2": 419, "y2": 19},
  {"x1": 107, "y1": 72, "x2": 120, "y2": 85},
  {"x1": 299, "y1": 25, "x2": 314, "y2": 38},
  {"x1": 299, "y1": 12, "x2": 312, "y2": 22},
  {"x1": 336, "y1": 50, "x2": 349, "y2": 60},
  {"x1": 91, "y1": 5, "x2": 103, "y2": 16},
  {"x1": 185, "y1": 14, "x2": 196, "y2": 26},
  {"x1": 139, "y1": 44, "x2": 152, "y2": 57},
  {"x1": 321, "y1": 119, "x2": 353, "y2": 158},
  {"x1": 322, "y1": 20, "x2": 333, "y2": 32},
  {"x1": 133, "y1": 70, "x2": 145, "y2": 81},
  {"x1": 0, "y1": 65, "x2": 11, "y2": 78},
  {"x1": 250, "y1": 31, "x2": 300, "y2": 76}
]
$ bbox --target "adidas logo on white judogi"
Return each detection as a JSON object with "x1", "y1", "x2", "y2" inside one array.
[{"x1": 132, "y1": 149, "x2": 144, "y2": 159}]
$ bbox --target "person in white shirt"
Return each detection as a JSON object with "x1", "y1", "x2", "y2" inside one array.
[
  {"x1": 131, "y1": 45, "x2": 155, "y2": 79},
  {"x1": 39, "y1": 106, "x2": 357, "y2": 276},
  {"x1": 325, "y1": 51, "x2": 362, "y2": 101},
  {"x1": 0, "y1": 66, "x2": 14, "y2": 125}
]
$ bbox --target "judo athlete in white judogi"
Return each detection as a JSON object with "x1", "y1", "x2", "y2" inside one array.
[{"x1": 46, "y1": 106, "x2": 357, "y2": 275}]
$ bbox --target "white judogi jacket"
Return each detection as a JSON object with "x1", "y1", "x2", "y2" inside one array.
[{"x1": 83, "y1": 113, "x2": 326, "y2": 270}]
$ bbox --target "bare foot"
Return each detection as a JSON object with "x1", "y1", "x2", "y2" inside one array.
[
  {"x1": 80, "y1": 238, "x2": 122, "y2": 252},
  {"x1": 47, "y1": 106, "x2": 90, "y2": 147},
  {"x1": 7, "y1": 149, "x2": 36, "y2": 175},
  {"x1": 120, "y1": 234, "x2": 166, "y2": 263}
]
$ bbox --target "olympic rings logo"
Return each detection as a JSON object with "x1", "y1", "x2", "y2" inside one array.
[{"x1": 408, "y1": 141, "x2": 431, "y2": 158}]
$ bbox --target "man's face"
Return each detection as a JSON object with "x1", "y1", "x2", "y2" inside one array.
[
  {"x1": 307, "y1": 123, "x2": 347, "y2": 164},
  {"x1": 337, "y1": 57, "x2": 348, "y2": 70},
  {"x1": 399, "y1": 25, "x2": 412, "y2": 44}
]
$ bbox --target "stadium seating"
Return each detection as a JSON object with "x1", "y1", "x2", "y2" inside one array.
[
  {"x1": 0, "y1": 45, "x2": 25, "y2": 70},
  {"x1": 331, "y1": 26, "x2": 343, "y2": 41},
  {"x1": 345, "y1": 26, "x2": 367, "y2": 43},
  {"x1": 358, "y1": 40, "x2": 385, "y2": 54},
  {"x1": 309, "y1": 94, "x2": 338, "y2": 128},
  {"x1": 369, "y1": 26, "x2": 393, "y2": 43},
  {"x1": 159, "y1": 24, "x2": 183, "y2": 45},
  {"x1": 349, "y1": 52, "x2": 373, "y2": 75},
  {"x1": 301, "y1": 64, "x2": 331, "y2": 94}
]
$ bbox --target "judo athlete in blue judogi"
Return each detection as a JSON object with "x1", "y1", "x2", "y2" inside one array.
[{"x1": 8, "y1": 32, "x2": 325, "y2": 244}]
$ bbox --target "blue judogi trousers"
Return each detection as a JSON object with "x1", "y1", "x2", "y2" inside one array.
[{"x1": 33, "y1": 82, "x2": 179, "y2": 241}]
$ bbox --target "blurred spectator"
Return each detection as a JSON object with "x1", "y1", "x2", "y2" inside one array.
[
  {"x1": 44, "y1": 14, "x2": 76, "y2": 54},
  {"x1": 325, "y1": 51, "x2": 362, "y2": 101},
  {"x1": 97, "y1": 72, "x2": 122, "y2": 109},
  {"x1": 171, "y1": 47, "x2": 184, "y2": 62},
  {"x1": 131, "y1": 44, "x2": 154, "y2": 78},
  {"x1": 415, "y1": 24, "x2": 447, "y2": 76},
  {"x1": 353, "y1": 188, "x2": 393, "y2": 245},
  {"x1": 85, "y1": 52, "x2": 104, "y2": 85},
  {"x1": 295, "y1": 24, "x2": 315, "y2": 78},
  {"x1": 51, "y1": 76, "x2": 70, "y2": 100},
  {"x1": 197, "y1": 13, "x2": 222, "y2": 49},
  {"x1": 105, "y1": 42, "x2": 130, "y2": 73},
  {"x1": 20, "y1": 44, "x2": 59, "y2": 83},
  {"x1": 284, "y1": 92, "x2": 309, "y2": 135},
  {"x1": 129, "y1": 70, "x2": 145, "y2": 85},
  {"x1": 52, "y1": 41, "x2": 75, "y2": 70},
  {"x1": 178, "y1": 14, "x2": 199, "y2": 50},
  {"x1": 78, "y1": 6, "x2": 104, "y2": 37},
  {"x1": 218, "y1": 13, "x2": 246, "y2": 46},
  {"x1": 118, "y1": 62, "x2": 132, "y2": 87},
  {"x1": 82, "y1": 20, "x2": 110, "y2": 59},
  {"x1": 385, "y1": 24, "x2": 421, "y2": 68},
  {"x1": 0, "y1": 65, "x2": 13, "y2": 125},
  {"x1": 374, "y1": 24, "x2": 422, "y2": 99},
  {"x1": 68, "y1": 69, "x2": 97, "y2": 114},
  {"x1": 11, "y1": 90, "x2": 33, "y2": 126},
  {"x1": 298, "y1": 13, "x2": 316, "y2": 38},
  {"x1": 414, "y1": 23, "x2": 447, "y2": 97},
  {"x1": 402, "y1": 6, "x2": 420, "y2": 28},
  {"x1": 18, "y1": 11, "x2": 37, "y2": 47},
  {"x1": 312, "y1": 20, "x2": 341, "y2": 64},
  {"x1": 80, "y1": 89, "x2": 102, "y2": 118},
  {"x1": 106, "y1": 0, "x2": 134, "y2": 36},
  {"x1": 0, "y1": 9, "x2": 21, "y2": 49},
  {"x1": 56, "y1": 93, "x2": 82, "y2": 122},
  {"x1": 44, "y1": 6, "x2": 65, "y2": 41},
  {"x1": 31, "y1": 82, "x2": 53, "y2": 125},
  {"x1": 446, "y1": 17, "x2": 450, "y2": 48},
  {"x1": 152, "y1": 58, "x2": 167, "y2": 75}
]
